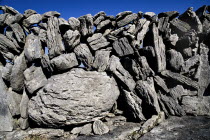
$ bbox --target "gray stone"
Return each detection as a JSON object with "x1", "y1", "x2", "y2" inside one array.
[
  {"x1": 28, "y1": 68, "x2": 120, "y2": 127},
  {"x1": 87, "y1": 33, "x2": 110, "y2": 51},
  {"x1": 182, "y1": 96, "x2": 210, "y2": 116},
  {"x1": 42, "y1": 11, "x2": 60, "y2": 20},
  {"x1": 167, "y1": 49, "x2": 184, "y2": 72},
  {"x1": 108, "y1": 55, "x2": 136, "y2": 91},
  {"x1": 158, "y1": 11, "x2": 179, "y2": 19},
  {"x1": 78, "y1": 14, "x2": 93, "y2": 36},
  {"x1": 63, "y1": 29, "x2": 80, "y2": 51},
  {"x1": 122, "y1": 89, "x2": 145, "y2": 121},
  {"x1": 5, "y1": 29, "x2": 22, "y2": 51},
  {"x1": 136, "y1": 77, "x2": 161, "y2": 117},
  {"x1": 6, "y1": 88, "x2": 22, "y2": 116},
  {"x1": 47, "y1": 17, "x2": 65, "y2": 59},
  {"x1": 19, "y1": 118, "x2": 29, "y2": 130},
  {"x1": 94, "y1": 15, "x2": 105, "y2": 26},
  {"x1": 2, "y1": 62, "x2": 13, "y2": 83},
  {"x1": 170, "y1": 18, "x2": 191, "y2": 36},
  {"x1": 117, "y1": 13, "x2": 137, "y2": 27},
  {"x1": 74, "y1": 43, "x2": 94, "y2": 69},
  {"x1": 41, "y1": 54, "x2": 53, "y2": 77},
  {"x1": 1, "y1": 6, "x2": 19, "y2": 15},
  {"x1": 154, "y1": 75, "x2": 169, "y2": 93},
  {"x1": 158, "y1": 17, "x2": 169, "y2": 33},
  {"x1": 38, "y1": 22, "x2": 47, "y2": 30},
  {"x1": 23, "y1": 9, "x2": 37, "y2": 18},
  {"x1": 10, "y1": 23, "x2": 25, "y2": 44},
  {"x1": 0, "y1": 73, "x2": 13, "y2": 132},
  {"x1": 23, "y1": 14, "x2": 42, "y2": 27},
  {"x1": 93, "y1": 120, "x2": 109, "y2": 135},
  {"x1": 96, "y1": 19, "x2": 111, "y2": 31},
  {"x1": 24, "y1": 66, "x2": 47, "y2": 95},
  {"x1": 182, "y1": 55, "x2": 200, "y2": 73},
  {"x1": 24, "y1": 34, "x2": 43, "y2": 63},
  {"x1": 143, "y1": 12, "x2": 156, "y2": 20},
  {"x1": 20, "y1": 89, "x2": 29, "y2": 119},
  {"x1": 51, "y1": 53, "x2": 78, "y2": 72},
  {"x1": 68, "y1": 17, "x2": 80, "y2": 30},
  {"x1": 116, "y1": 11, "x2": 132, "y2": 21},
  {"x1": 10, "y1": 53, "x2": 27, "y2": 92},
  {"x1": 71, "y1": 123, "x2": 92, "y2": 135},
  {"x1": 93, "y1": 49, "x2": 110, "y2": 72},
  {"x1": 113, "y1": 37, "x2": 134, "y2": 57}
]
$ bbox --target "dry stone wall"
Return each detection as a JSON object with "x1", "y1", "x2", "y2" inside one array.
[{"x1": 0, "y1": 5, "x2": 210, "y2": 139}]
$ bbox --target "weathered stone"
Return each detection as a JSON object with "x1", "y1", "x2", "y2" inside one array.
[
  {"x1": 42, "y1": 11, "x2": 60, "y2": 20},
  {"x1": 47, "y1": 17, "x2": 65, "y2": 59},
  {"x1": 41, "y1": 54, "x2": 53, "y2": 77},
  {"x1": 74, "y1": 43, "x2": 94, "y2": 69},
  {"x1": 6, "y1": 88, "x2": 22, "y2": 116},
  {"x1": 10, "y1": 23, "x2": 25, "y2": 44},
  {"x1": 23, "y1": 9, "x2": 37, "y2": 18},
  {"x1": 51, "y1": 53, "x2": 78, "y2": 72},
  {"x1": 143, "y1": 12, "x2": 156, "y2": 21},
  {"x1": 38, "y1": 28, "x2": 47, "y2": 44},
  {"x1": 5, "y1": 29, "x2": 21, "y2": 51},
  {"x1": 1, "y1": 6, "x2": 19, "y2": 15},
  {"x1": 117, "y1": 13, "x2": 137, "y2": 27},
  {"x1": 78, "y1": 14, "x2": 93, "y2": 36},
  {"x1": 136, "y1": 77, "x2": 161, "y2": 118},
  {"x1": 152, "y1": 23, "x2": 166, "y2": 72},
  {"x1": 10, "y1": 53, "x2": 27, "y2": 92},
  {"x1": 158, "y1": 11, "x2": 179, "y2": 19},
  {"x1": 158, "y1": 91, "x2": 186, "y2": 116},
  {"x1": 122, "y1": 89, "x2": 145, "y2": 121},
  {"x1": 19, "y1": 118, "x2": 29, "y2": 130},
  {"x1": 87, "y1": 33, "x2": 110, "y2": 51},
  {"x1": 38, "y1": 22, "x2": 47, "y2": 30},
  {"x1": 93, "y1": 49, "x2": 110, "y2": 72},
  {"x1": 113, "y1": 37, "x2": 134, "y2": 57},
  {"x1": 23, "y1": 14, "x2": 42, "y2": 27},
  {"x1": 182, "y1": 55, "x2": 200, "y2": 73},
  {"x1": 167, "y1": 49, "x2": 184, "y2": 72},
  {"x1": 161, "y1": 70, "x2": 199, "y2": 90},
  {"x1": 116, "y1": 11, "x2": 132, "y2": 21},
  {"x1": 20, "y1": 89, "x2": 29, "y2": 119},
  {"x1": 169, "y1": 34, "x2": 179, "y2": 46},
  {"x1": 2, "y1": 62, "x2": 13, "y2": 83},
  {"x1": 97, "y1": 19, "x2": 111, "y2": 31},
  {"x1": 71, "y1": 123, "x2": 92, "y2": 135},
  {"x1": 93, "y1": 120, "x2": 109, "y2": 135},
  {"x1": 24, "y1": 34, "x2": 43, "y2": 63},
  {"x1": 30, "y1": 26, "x2": 40, "y2": 35},
  {"x1": 28, "y1": 68, "x2": 120, "y2": 127},
  {"x1": 182, "y1": 96, "x2": 210, "y2": 116},
  {"x1": 158, "y1": 17, "x2": 169, "y2": 33},
  {"x1": 154, "y1": 75, "x2": 169, "y2": 93},
  {"x1": 24, "y1": 66, "x2": 47, "y2": 95},
  {"x1": 179, "y1": 7, "x2": 203, "y2": 33},
  {"x1": 170, "y1": 18, "x2": 191, "y2": 36},
  {"x1": 63, "y1": 29, "x2": 80, "y2": 51},
  {"x1": 68, "y1": 17, "x2": 80, "y2": 30},
  {"x1": 0, "y1": 72, "x2": 13, "y2": 132},
  {"x1": 108, "y1": 55, "x2": 136, "y2": 91},
  {"x1": 94, "y1": 15, "x2": 105, "y2": 26}
]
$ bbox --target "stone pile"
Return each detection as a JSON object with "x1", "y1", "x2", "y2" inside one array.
[{"x1": 0, "y1": 5, "x2": 210, "y2": 139}]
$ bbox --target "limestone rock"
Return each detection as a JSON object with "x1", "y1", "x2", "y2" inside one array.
[
  {"x1": 10, "y1": 23, "x2": 25, "y2": 44},
  {"x1": 78, "y1": 14, "x2": 93, "y2": 37},
  {"x1": 19, "y1": 118, "x2": 29, "y2": 130},
  {"x1": 51, "y1": 53, "x2": 78, "y2": 72},
  {"x1": 167, "y1": 49, "x2": 184, "y2": 72},
  {"x1": 23, "y1": 14, "x2": 42, "y2": 27},
  {"x1": 63, "y1": 29, "x2": 80, "y2": 51},
  {"x1": 47, "y1": 17, "x2": 65, "y2": 59},
  {"x1": 2, "y1": 62, "x2": 13, "y2": 83},
  {"x1": 68, "y1": 17, "x2": 80, "y2": 30},
  {"x1": 87, "y1": 33, "x2": 110, "y2": 51},
  {"x1": 170, "y1": 18, "x2": 191, "y2": 36},
  {"x1": 117, "y1": 13, "x2": 137, "y2": 27},
  {"x1": 10, "y1": 53, "x2": 27, "y2": 92},
  {"x1": 71, "y1": 123, "x2": 92, "y2": 135},
  {"x1": 24, "y1": 34, "x2": 43, "y2": 63},
  {"x1": 113, "y1": 37, "x2": 134, "y2": 57},
  {"x1": 74, "y1": 43, "x2": 94, "y2": 69},
  {"x1": 20, "y1": 89, "x2": 29, "y2": 119},
  {"x1": 93, "y1": 120, "x2": 109, "y2": 135},
  {"x1": 24, "y1": 66, "x2": 47, "y2": 95},
  {"x1": 93, "y1": 49, "x2": 110, "y2": 72},
  {"x1": 40, "y1": 54, "x2": 53, "y2": 77},
  {"x1": 108, "y1": 55, "x2": 136, "y2": 91},
  {"x1": 42, "y1": 11, "x2": 60, "y2": 20},
  {"x1": 23, "y1": 9, "x2": 37, "y2": 18},
  {"x1": 28, "y1": 68, "x2": 120, "y2": 127}
]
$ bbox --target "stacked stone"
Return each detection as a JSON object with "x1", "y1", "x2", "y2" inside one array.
[{"x1": 0, "y1": 5, "x2": 210, "y2": 138}]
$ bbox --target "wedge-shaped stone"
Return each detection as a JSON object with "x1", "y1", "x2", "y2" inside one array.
[
  {"x1": 78, "y1": 14, "x2": 93, "y2": 36},
  {"x1": 10, "y1": 53, "x2": 27, "y2": 92},
  {"x1": 136, "y1": 77, "x2": 160, "y2": 117},
  {"x1": 122, "y1": 89, "x2": 145, "y2": 121},
  {"x1": 113, "y1": 37, "x2": 134, "y2": 57},
  {"x1": 20, "y1": 89, "x2": 29, "y2": 119},
  {"x1": 63, "y1": 29, "x2": 80, "y2": 51},
  {"x1": 42, "y1": 11, "x2": 60, "y2": 20},
  {"x1": 47, "y1": 17, "x2": 65, "y2": 59},
  {"x1": 74, "y1": 43, "x2": 93, "y2": 69},
  {"x1": 158, "y1": 11, "x2": 179, "y2": 19},
  {"x1": 93, "y1": 49, "x2": 110, "y2": 72},
  {"x1": 23, "y1": 9, "x2": 37, "y2": 18},
  {"x1": 161, "y1": 70, "x2": 199, "y2": 90},
  {"x1": 24, "y1": 66, "x2": 47, "y2": 95},
  {"x1": 87, "y1": 33, "x2": 110, "y2": 51},
  {"x1": 68, "y1": 17, "x2": 80, "y2": 30},
  {"x1": 167, "y1": 49, "x2": 184, "y2": 72},
  {"x1": 10, "y1": 23, "x2": 25, "y2": 44},
  {"x1": 41, "y1": 54, "x2": 53, "y2": 77},
  {"x1": 154, "y1": 75, "x2": 169, "y2": 93},
  {"x1": 108, "y1": 55, "x2": 136, "y2": 91},
  {"x1": 117, "y1": 13, "x2": 137, "y2": 27},
  {"x1": 2, "y1": 62, "x2": 13, "y2": 83},
  {"x1": 28, "y1": 68, "x2": 120, "y2": 127},
  {"x1": 170, "y1": 18, "x2": 191, "y2": 36},
  {"x1": 51, "y1": 53, "x2": 78, "y2": 72},
  {"x1": 23, "y1": 14, "x2": 42, "y2": 27},
  {"x1": 24, "y1": 34, "x2": 43, "y2": 63}
]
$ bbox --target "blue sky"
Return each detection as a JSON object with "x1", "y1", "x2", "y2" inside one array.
[{"x1": 0, "y1": 0, "x2": 209, "y2": 19}]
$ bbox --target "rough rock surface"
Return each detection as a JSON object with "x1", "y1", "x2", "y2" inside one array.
[{"x1": 28, "y1": 68, "x2": 120, "y2": 127}]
